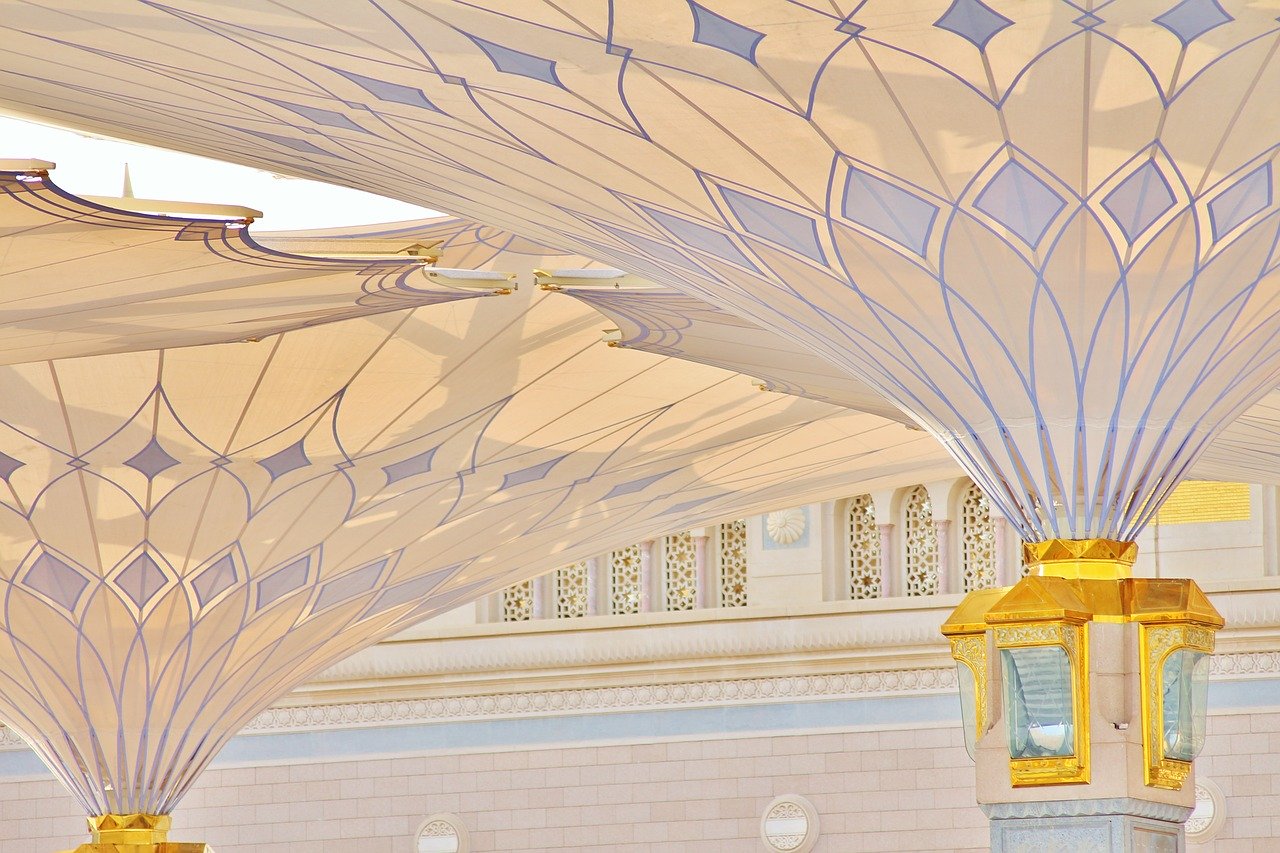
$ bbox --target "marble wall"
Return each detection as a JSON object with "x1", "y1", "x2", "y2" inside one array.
[{"x1": 1, "y1": 705, "x2": 1277, "y2": 852}]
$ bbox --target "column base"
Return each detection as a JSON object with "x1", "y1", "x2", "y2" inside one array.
[{"x1": 985, "y1": 798, "x2": 1190, "y2": 852}]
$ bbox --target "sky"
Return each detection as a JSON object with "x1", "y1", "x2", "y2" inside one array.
[{"x1": 0, "y1": 113, "x2": 440, "y2": 231}]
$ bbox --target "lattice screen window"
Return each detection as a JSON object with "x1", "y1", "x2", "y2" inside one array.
[
  {"x1": 903, "y1": 485, "x2": 939, "y2": 596},
  {"x1": 961, "y1": 482, "x2": 998, "y2": 591},
  {"x1": 718, "y1": 520, "x2": 748, "y2": 607},
  {"x1": 555, "y1": 561, "x2": 589, "y2": 618},
  {"x1": 609, "y1": 544, "x2": 642, "y2": 615},
  {"x1": 501, "y1": 580, "x2": 533, "y2": 622},
  {"x1": 847, "y1": 494, "x2": 881, "y2": 599},
  {"x1": 663, "y1": 531, "x2": 698, "y2": 611}
]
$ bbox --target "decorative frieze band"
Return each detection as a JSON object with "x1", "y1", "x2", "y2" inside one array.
[
  {"x1": 0, "y1": 638, "x2": 1278, "y2": 754},
  {"x1": 247, "y1": 667, "x2": 960, "y2": 733}
]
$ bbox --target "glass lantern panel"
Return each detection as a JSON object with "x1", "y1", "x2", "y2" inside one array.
[
  {"x1": 1002, "y1": 645, "x2": 1075, "y2": 759},
  {"x1": 955, "y1": 661, "x2": 979, "y2": 761},
  {"x1": 1162, "y1": 649, "x2": 1211, "y2": 762}
]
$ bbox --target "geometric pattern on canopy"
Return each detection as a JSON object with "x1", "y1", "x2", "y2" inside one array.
[
  {"x1": 0, "y1": 165, "x2": 498, "y2": 364},
  {"x1": 557, "y1": 276, "x2": 1280, "y2": 489},
  {"x1": 0, "y1": 216, "x2": 953, "y2": 817},
  {"x1": 553, "y1": 285, "x2": 912, "y2": 424},
  {"x1": 2, "y1": 2, "x2": 1278, "y2": 540}
]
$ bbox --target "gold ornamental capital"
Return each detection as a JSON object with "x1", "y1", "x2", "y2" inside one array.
[
  {"x1": 64, "y1": 814, "x2": 211, "y2": 853},
  {"x1": 1023, "y1": 538, "x2": 1137, "y2": 580}
]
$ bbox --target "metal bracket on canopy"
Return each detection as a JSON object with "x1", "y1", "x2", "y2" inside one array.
[
  {"x1": 534, "y1": 268, "x2": 662, "y2": 291},
  {"x1": 425, "y1": 268, "x2": 517, "y2": 294}
]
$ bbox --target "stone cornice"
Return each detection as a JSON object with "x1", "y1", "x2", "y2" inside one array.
[
  {"x1": 299, "y1": 580, "x2": 1280, "y2": 698},
  {"x1": 2, "y1": 582, "x2": 1279, "y2": 751},
  {"x1": 304, "y1": 596, "x2": 966, "y2": 698},
  {"x1": 245, "y1": 667, "x2": 959, "y2": 734}
]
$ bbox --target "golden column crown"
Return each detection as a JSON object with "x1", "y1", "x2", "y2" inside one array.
[
  {"x1": 1023, "y1": 538, "x2": 1137, "y2": 580},
  {"x1": 65, "y1": 814, "x2": 210, "y2": 852}
]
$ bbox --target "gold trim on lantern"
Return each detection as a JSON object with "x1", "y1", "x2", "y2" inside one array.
[
  {"x1": 1139, "y1": 622, "x2": 1217, "y2": 790},
  {"x1": 941, "y1": 587, "x2": 1008, "y2": 754},
  {"x1": 950, "y1": 633, "x2": 988, "y2": 740},
  {"x1": 993, "y1": 621, "x2": 1091, "y2": 787}
]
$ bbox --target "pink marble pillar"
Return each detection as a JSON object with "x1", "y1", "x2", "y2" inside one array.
[
  {"x1": 934, "y1": 519, "x2": 952, "y2": 594},
  {"x1": 585, "y1": 556, "x2": 602, "y2": 616},
  {"x1": 877, "y1": 523, "x2": 895, "y2": 597},
  {"x1": 639, "y1": 539, "x2": 656, "y2": 612},
  {"x1": 993, "y1": 519, "x2": 1012, "y2": 586},
  {"x1": 694, "y1": 533, "x2": 712, "y2": 609},
  {"x1": 532, "y1": 574, "x2": 553, "y2": 620}
]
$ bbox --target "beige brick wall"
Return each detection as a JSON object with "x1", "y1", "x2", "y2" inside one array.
[{"x1": 0, "y1": 709, "x2": 1275, "y2": 851}]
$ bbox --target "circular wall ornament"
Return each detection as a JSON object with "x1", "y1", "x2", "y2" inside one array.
[
  {"x1": 760, "y1": 794, "x2": 820, "y2": 853},
  {"x1": 1185, "y1": 777, "x2": 1225, "y2": 843},
  {"x1": 416, "y1": 814, "x2": 469, "y2": 853},
  {"x1": 765, "y1": 508, "x2": 807, "y2": 545}
]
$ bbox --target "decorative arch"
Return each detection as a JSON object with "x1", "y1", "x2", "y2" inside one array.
[
  {"x1": 846, "y1": 494, "x2": 881, "y2": 599},
  {"x1": 903, "y1": 485, "x2": 939, "y2": 596},
  {"x1": 959, "y1": 480, "x2": 997, "y2": 591}
]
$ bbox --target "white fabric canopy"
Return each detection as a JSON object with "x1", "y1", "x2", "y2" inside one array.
[
  {"x1": 0, "y1": 163, "x2": 499, "y2": 362},
  {"x1": 2, "y1": 1, "x2": 1276, "y2": 539},
  {"x1": 1, "y1": 0, "x2": 1280, "y2": 821},
  {"x1": 0, "y1": 190, "x2": 953, "y2": 815}
]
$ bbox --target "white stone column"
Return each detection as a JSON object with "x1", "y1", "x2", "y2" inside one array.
[
  {"x1": 531, "y1": 573, "x2": 553, "y2": 620},
  {"x1": 692, "y1": 528, "x2": 713, "y2": 609},
  {"x1": 1263, "y1": 485, "x2": 1279, "y2": 577},
  {"x1": 585, "y1": 556, "x2": 602, "y2": 616},
  {"x1": 639, "y1": 539, "x2": 657, "y2": 612},
  {"x1": 877, "y1": 523, "x2": 895, "y2": 597},
  {"x1": 934, "y1": 519, "x2": 952, "y2": 594}
]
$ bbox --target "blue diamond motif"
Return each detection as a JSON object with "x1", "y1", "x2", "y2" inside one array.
[
  {"x1": 126, "y1": 438, "x2": 180, "y2": 480},
  {"x1": 1074, "y1": 12, "x2": 1104, "y2": 28},
  {"x1": 663, "y1": 494, "x2": 727, "y2": 515},
  {"x1": 690, "y1": 2, "x2": 765, "y2": 63},
  {"x1": 256, "y1": 556, "x2": 311, "y2": 609},
  {"x1": 366, "y1": 567, "x2": 454, "y2": 617},
  {"x1": 260, "y1": 98, "x2": 365, "y2": 133},
  {"x1": 0, "y1": 451, "x2": 22, "y2": 480},
  {"x1": 501, "y1": 456, "x2": 566, "y2": 490},
  {"x1": 1155, "y1": 0, "x2": 1232, "y2": 46},
  {"x1": 719, "y1": 188, "x2": 826, "y2": 263},
  {"x1": 1209, "y1": 164, "x2": 1272, "y2": 241},
  {"x1": 243, "y1": 130, "x2": 330, "y2": 157},
  {"x1": 333, "y1": 68, "x2": 442, "y2": 113},
  {"x1": 383, "y1": 447, "x2": 438, "y2": 486},
  {"x1": 259, "y1": 440, "x2": 310, "y2": 480},
  {"x1": 468, "y1": 35, "x2": 562, "y2": 87},
  {"x1": 603, "y1": 469, "x2": 677, "y2": 502},
  {"x1": 842, "y1": 168, "x2": 939, "y2": 256},
  {"x1": 1102, "y1": 161, "x2": 1177, "y2": 243},
  {"x1": 116, "y1": 552, "x2": 168, "y2": 609},
  {"x1": 23, "y1": 552, "x2": 90, "y2": 611},
  {"x1": 192, "y1": 554, "x2": 238, "y2": 607},
  {"x1": 836, "y1": 20, "x2": 865, "y2": 36},
  {"x1": 639, "y1": 205, "x2": 759, "y2": 271},
  {"x1": 313, "y1": 559, "x2": 386, "y2": 612},
  {"x1": 599, "y1": 224, "x2": 709, "y2": 274},
  {"x1": 974, "y1": 161, "x2": 1066, "y2": 247},
  {"x1": 934, "y1": 0, "x2": 1014, "y2": 50}
]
